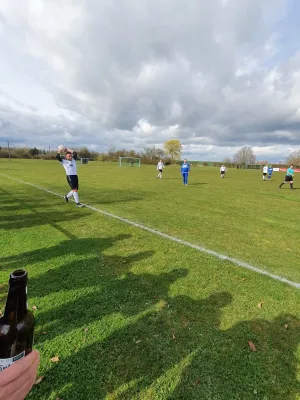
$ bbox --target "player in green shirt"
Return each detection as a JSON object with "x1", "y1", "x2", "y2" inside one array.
[{"x1": 278, "y1": 165, "x2": 295, "y2": 190}]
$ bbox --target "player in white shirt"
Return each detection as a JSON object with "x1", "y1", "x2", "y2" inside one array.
[
  {"x1": 262, "y1": 165, "x2": 268, "y2": 181},
  {"x1": 56, "y1": 148, "x2": 84, "y2": 207},
  {"x1": 220, "y1": 165, "x2": 226, "y2": 178},
  {"x1": 157, "y1": 160, "x2": 165, "y2": 179}
]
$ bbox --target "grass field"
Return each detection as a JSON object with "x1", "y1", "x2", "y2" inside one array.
[{"x1": 1, "y1": 159, "x2": 300, "y2": 400}]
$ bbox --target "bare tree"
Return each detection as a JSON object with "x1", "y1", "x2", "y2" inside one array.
[
  {"x1": 107, "y1": 145, "x2": 116, "y2": 161},
  {"x1": 142, "y1": 146, "x2": 165, "y2": 163},
  {"x1": 258, "y1": 160, "x2": 268, "y2": 165},
  {"x1": 286, "y1": 150, "x2": 300, "y2": 166},
  {"x1": 223, "y1": 157, "x2": 232, "y2": 163},
  {"x1": 233, "y1": 146, "x2": 256, "y2": 164}
]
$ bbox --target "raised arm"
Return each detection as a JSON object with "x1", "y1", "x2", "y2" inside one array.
[
  {"x1": 56, "y1": 153, "x2": 63, "y2": 162},
  {"x1": 66, "y1": 148, "x2": 78, "y2": 160}
]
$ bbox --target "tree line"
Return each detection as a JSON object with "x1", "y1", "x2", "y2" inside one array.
[
  {"x1": 224, "y1": 146, "x2": 300, "y2": 167},
  {"x1": 0, "y1": 140, "x2": 183, "y2": 165},
  {"x1": 0, "y1": 142, "x2": 299, "y2": 166},
  {"x1": 0, "y1": 141, "x2": 179, "y2": 165}
]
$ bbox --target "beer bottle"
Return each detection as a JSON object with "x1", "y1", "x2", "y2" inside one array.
[{"x1": 0, "y1": 269, "x2": 35, "y2": 371}]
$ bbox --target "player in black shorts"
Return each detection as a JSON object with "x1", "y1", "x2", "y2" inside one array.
[
  {"x1": 56, "y1": 148, "x2": 84, "y2": 207},
  {"x1": 278, "y1": 165, "x2": 295, "y2": 190}
]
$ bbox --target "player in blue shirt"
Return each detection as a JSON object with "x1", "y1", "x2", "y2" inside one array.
[
  {"x1": 278, "y1": 164, "x2": 294, "y2": 189},
  {"x1": 267, "y1": 165, "x2": 273, "y2": 180},
  {"x1": 181, "y1": 159, "x2": 190, "y2": 185}
]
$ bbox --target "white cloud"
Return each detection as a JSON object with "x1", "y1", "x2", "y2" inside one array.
[{"x1": 0, "y1": 0, "x2": 300, "y2": 161}]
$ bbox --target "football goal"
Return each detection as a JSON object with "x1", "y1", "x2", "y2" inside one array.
[
  {"x1": 81, "y1": 158, "x2": 89, "y2": 164},
  {"x1": 119, "y1": 157, "x2": 141, "y2": 167},
  {"x1": 245, "y1": 164, "x2": 262, "y2": 170}
]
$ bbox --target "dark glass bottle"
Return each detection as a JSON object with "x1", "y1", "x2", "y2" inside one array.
[{"x1": 0, "y1": 269, "x2": 35, "y2": 371}]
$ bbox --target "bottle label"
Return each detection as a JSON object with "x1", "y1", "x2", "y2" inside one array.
[{"x1": 0, "y1": 351, "x2": 25, "y2": 371}]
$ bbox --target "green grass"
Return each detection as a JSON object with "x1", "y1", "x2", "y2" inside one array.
[{"x1": 0, "y1": 159, "x2": 300, "y2": 400}]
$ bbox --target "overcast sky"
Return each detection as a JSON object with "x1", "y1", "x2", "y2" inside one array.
[{"x1": 0, "y1": 0, "x2": 300, "y2": 161}]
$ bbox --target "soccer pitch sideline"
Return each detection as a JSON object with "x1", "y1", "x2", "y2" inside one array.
[{"x1": 1, "y1": 158, "x2": 300, "y2": 400}]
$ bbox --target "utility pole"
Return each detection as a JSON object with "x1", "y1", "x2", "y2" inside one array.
[{"x1": 7, "y1": 141, "x2": 11, "y2": 161}]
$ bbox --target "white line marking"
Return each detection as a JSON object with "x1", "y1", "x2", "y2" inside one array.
[{"x1": 2, "y1": 173, "x2": 300, "y2": 289}]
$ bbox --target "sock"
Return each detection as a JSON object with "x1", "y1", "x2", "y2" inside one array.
[
  {"x1": 290, "y1": 183, "x2": 293, "y2": 189},
  {"x1": 67, "y1": 191, "x2": 74, "y2": 198},
  {"x1": 279, "y1": 182, "x2": 284, "y2": 188},
  {"x1": 73, "y1": 191, "x2": 80, "y2": 203}
]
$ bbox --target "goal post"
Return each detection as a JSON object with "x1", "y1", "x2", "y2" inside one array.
[
  {"x1": 245, "y1": 164, "x2": 262, "y2": 170},
  {"x1": 81, "y1": 158, "x2": 89, "y2": 164},
  {"x1": 119, "y1": 157, "x2": 141, "y2": 167}
]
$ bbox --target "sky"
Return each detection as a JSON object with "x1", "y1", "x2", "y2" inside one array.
[{"x1": 0, "y1": 0, "x2": 300, "y2": 161}]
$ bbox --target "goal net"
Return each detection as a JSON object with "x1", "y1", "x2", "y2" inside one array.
[
  {"x1": 245, "y1": 164, "x2": 262, "y2": 170},
  {"x1": 119, "y1": 157, "x2": 141, "y2": 167},
  {"x1": 81, "y1": 158, "x2": 89, "y2": 164}
]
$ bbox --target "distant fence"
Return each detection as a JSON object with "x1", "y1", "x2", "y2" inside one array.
[
  {"x1": 276, "y1": 168, "x2": 300, "y2": 172},
  {"x1": 174, "y1": 161, "x2": 295, "y2": 169}
]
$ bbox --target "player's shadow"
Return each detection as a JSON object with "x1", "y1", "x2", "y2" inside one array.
[
  {"x1": 188, "y1": 182, "x2": 209, "y2": 186},
  {"x1": 0, "y1": 234, "x2": 132, "y2": 271},
  {"x1": 33, "y1": 291, "x2": 300, "y2": 400},
  {"x1": 88, "y1": 196, "x2": 144, "y2": 205},
  {"x1": 171, "y1": 313, "x2": 300, "y2": 399},
  {"x1": 34, "y1": 267, "x2": 186, "y2": 343},
  {"x1": 276, "y1": 188, "x2": 299, "y2": 191},
  {"x1": 83, "y1": 189, "x2": 144, "y2": 205},
  {"x1": 0, "y1": 187, "x2": 53, "y2": 210},
  {"x1": 0, "y1": 187, "x2": 87, "y2": 231},
  {"x1": 0, "y1": 210, "x2": 88, "y2": 231}
]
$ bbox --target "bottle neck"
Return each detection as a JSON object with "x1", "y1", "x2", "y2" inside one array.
[{"x1": 4, "y1": 282, "x2": 28, "y2": 322}]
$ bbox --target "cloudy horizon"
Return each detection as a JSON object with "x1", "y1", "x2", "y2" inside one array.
[{"x1": 0, "y1": 0, "x2": 300, "y2": 161}]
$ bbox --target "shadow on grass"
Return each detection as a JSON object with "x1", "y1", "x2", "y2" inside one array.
[
  {"x1": 0, "y1": 210, "x2": 88, "y2": 231},
  {"x1": 0, "y1": 187, "x2": 87, "y2": 231},
  {"x1": 87, "y1": 196, "x2": 144, "y2": 206},
  {"x1": 188, "y1": 183, "x2": 209, "y2": 186},
  {"x1": 32, "y1": 284, "x2": 300, "y2": 400},
  {"x1": 0, "y1": 235, "x2": 132, "y2": 271},
  {"x1": 84, "y1": 188, "x2": 145, "y2": 205},
  {"x1": 0, "y1": 188, "x2": 53, "y2": 211},
  {"x1": 34, "y1": 267, "x2": 185, "y2": 343},
  {"x1": 171, "y1": 313, "x2": 300, "y2": 400},
  {"x1": 1, "y1": 234, "x2": 160, "y2": 342},
  {"x1": 256, "y1": 192, "x2": 300, "y2": 202},
  {"x1": 160, "y1": 177, "x2": 180, "y2": 180}
]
